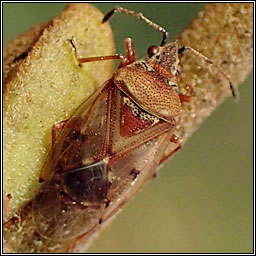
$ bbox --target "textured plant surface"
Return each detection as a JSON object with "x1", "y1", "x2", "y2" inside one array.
[{"x1": 3, "y1": 3, "x2": 252, "y2": 253}]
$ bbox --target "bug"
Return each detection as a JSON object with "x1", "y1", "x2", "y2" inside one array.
[{"x1": 32, "y1": 6, "x2": 238, "y2": 244}]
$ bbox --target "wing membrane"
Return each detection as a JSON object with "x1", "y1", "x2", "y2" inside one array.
[
  {"x1": 40, "y1": 81, "x2": 111, "y2": 181},
  {"x1": 33, "y1": 159, "x2": 108, "y2": 241},
  {"x1": 102, "y1": 129, "x2": 174, "y2": 222}
]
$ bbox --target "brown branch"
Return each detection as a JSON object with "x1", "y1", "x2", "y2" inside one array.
[{"x1": 175, "y1": 3, "x2": 253, "y2": 146}]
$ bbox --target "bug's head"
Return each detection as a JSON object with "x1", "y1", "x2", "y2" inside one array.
[{"x1": 147, "y1": 41, "x2": 180, "y2": 77}]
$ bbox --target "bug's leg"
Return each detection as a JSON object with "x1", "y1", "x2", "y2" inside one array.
[
  {"x1": 175, "y1": 63, "x2": 195, "y2": 103},
  {"x1": 51, "y1": 119, "x2": 69, "y2": 146},
  {"x1": 178, "y1": 46, "x2": 239, "y2": 101},
  {"x1": 118, "y1": 38, "x2": 137, "y2": 68},
  {"x1": 159, "y1": 135, "x2": 181, "y2": 165},
  {"x1": 69, "y1": 37, "x2": 137, "y2": 68},
  {"x1": 179, "y1": 84, "x2": 195, "y2": 103},
  {"x1": 103, "y1": 6, "x2": 169, "y2": 46},
  {"x1": 69, "y1": 38, "x2": 126, "y2": 67}
]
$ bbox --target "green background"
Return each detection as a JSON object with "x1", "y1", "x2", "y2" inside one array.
[{"x1": 3, "y1": 3, "x2": 253, "y2": 253}]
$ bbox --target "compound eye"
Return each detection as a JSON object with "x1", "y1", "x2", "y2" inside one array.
[{"x1": 147, "y1": 45, "x2": 159, "y2": 58}]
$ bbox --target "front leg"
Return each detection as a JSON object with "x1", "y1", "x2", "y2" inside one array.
[
  {"x1": 69, "y1": 37, "x2": 137, "y2": 68},
  {"x1": 119, "y1": 37, "x2": 137, "y2": 67}
]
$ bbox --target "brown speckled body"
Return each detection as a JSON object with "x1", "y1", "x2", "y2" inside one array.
[{"x1": 32, "y1": 40, "x2": 182, "y2": 243}]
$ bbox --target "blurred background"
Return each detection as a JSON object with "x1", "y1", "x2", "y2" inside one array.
[{"x1": 3, "y1": 3, "x2": 253, "y2": 253}]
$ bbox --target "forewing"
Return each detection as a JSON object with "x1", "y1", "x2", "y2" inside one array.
[
  {"x1": 40, "y1": 81, "x2": 112, "y2": 181},
  {"x1": 34, "y1": 79, "x2": 175, "y2": 241},
  {"x1": 102, "y1": 129, "x2": 174, "y2": 221}
]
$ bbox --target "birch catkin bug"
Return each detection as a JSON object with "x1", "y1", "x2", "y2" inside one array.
[{"x1": 32, "y1": 6, "x2": 239, "y2": 244}]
